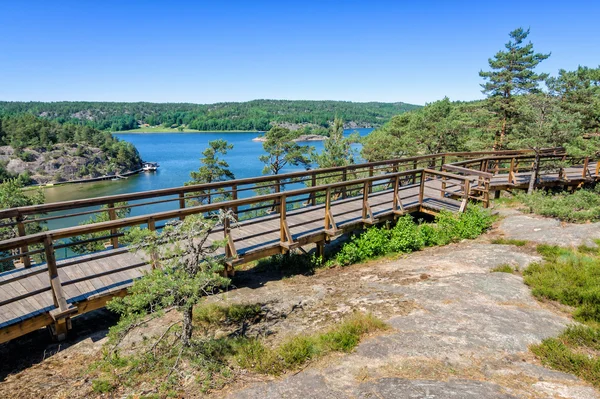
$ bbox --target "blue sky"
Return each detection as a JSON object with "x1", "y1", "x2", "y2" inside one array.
[{"x1": 1, "y1": 0, "x2": 599, "y2": 105}]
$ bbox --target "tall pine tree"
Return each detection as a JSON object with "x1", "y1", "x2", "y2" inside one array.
[{"x1": 480, "y1": 27, "x2": 550, "y2": 149}]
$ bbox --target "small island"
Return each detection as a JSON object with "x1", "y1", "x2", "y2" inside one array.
[{"x1": 252, "y1": 134, "x2": 328, "y2": 142}]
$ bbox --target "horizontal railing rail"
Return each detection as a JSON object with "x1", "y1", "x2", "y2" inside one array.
[
  {"x1": 0, "y1": 148, "x2": 547, "y2": 221},
  {"x1": 2, "y1": 147, "x2": 580, "y2": 268}
]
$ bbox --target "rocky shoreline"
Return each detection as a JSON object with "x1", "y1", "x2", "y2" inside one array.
[
  {"x1": 252, "y1": 134, "x2": 328, "y2": 142},
  {"x1": 0, "y1": 144, "x2": 141, "y2": 185}
]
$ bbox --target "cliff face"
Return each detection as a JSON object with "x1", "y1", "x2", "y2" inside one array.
[{"x1": 0, "y1": 144, "x2": 141, "y2": 184}]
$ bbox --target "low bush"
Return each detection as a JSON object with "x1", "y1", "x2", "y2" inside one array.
[
  {"x1": 333, "y1": 207, "x2": 493, "y2": 266},
  {"x1": 516, "y1": 187, "x2": 600, "y2": 223},
  {"x1": 526, "y1": 241, "x2": 600, "y2": 387}
]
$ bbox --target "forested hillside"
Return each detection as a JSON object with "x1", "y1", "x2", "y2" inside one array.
[
  {"x1": 0, "y1": 100, "x2": 420, "y2": 132},
  {"x1": 362, "y1": 30, "x2": 600, "y2": 161},
  {"x1": 0, "y1": 114, "x2": 142, "y2": 184}
]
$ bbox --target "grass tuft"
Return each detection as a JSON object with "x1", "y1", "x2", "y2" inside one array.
[
  {"x1": 234, "y1": 312, "x2": 388, "y2": 375},
  {"x1": 91, "y1": 379, "x2": 115, "y2": 393},
  {"x1": 490, "y1": 264, "x2": 516, "y2": 273},
  {"x1": 490, "y1": 238, "x2": 528, "y2": 246},
  {"x1": 194, "y1": 303, "x2": 262, "y2": 327}
]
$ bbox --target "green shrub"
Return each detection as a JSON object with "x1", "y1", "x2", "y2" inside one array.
[
  {"x1": 335, "y1": 226, "x2": 390, "y2": 266},
  {"x1": 334, "y1": 207, "x2": 493, "y2": 266},
  {"x1": 524, "y1": 244, "x2": 600, "y2": 323},
  {"x1": 517, "y1": 187, "x2": 600, "y2": 223},
  {"x1": 388, "y1": 215, "x2": 425, "y2": 253}
]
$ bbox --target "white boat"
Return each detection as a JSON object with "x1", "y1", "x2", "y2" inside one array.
[{"x1": 142, "y1": 162, "x2": 159, "y2": 172}]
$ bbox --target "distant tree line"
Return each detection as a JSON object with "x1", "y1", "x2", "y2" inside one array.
[{"x1": 0, "y1": 100, "x2": 421, "y2": 132}]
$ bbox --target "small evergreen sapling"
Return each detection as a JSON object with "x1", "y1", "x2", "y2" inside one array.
[{"x1": 108, "y1": 211, "x2": 237, "y2": 347}]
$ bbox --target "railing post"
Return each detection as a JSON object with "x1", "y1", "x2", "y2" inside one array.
[
  {"x1": 459, "y1": 179, "x2": 471, "y2": 213},
  {"x1": 44, "y1": 234, "x2": 73, "y2": 341},
  {"x1": 483, "y1": 179, "x2": 490, "y2": 208},
  {"x1": 342, "y1": 168, "x2": 348, "y2": 199},
  {"x1": 274, "y1": 178, "x2": 281, "y2": 213},
  {"x1": 107, "y1": 203, "x2": 119, "y2": 249},
  {"x1": 508, "y1": 158, "x2": 515, "y2": 183},
  {"x1": 231, "y1": 184, "x2": 238, "y2": 218},
  {"x1": 441, "y1": 176, "x2": 446, "y2": 199},
  {"x1": 223, "y1": 213, "x2": 231, "y2": 256},
  {"x1": 412, "y1": 161, "x2": 418, "y2": 184},
  {"x1": 393, "y1": 175, "x2": 404, "y2": 213},
  {"x1": 368, "y1": 166, "x2": 374, "y2": 193},
  {"x1": 362, "y1": 181, "x2": 369, "y2": 220},
  {"x1": 147, "y1": 218, "x2": 159, "y2": 269},
  {"x1": 16, "y1": 213, "x2": 31, "y2": 267},
  {"x1": 324, "y1": 187, "x2": 336, "y2": 231},
  {"x1": 280, "y1": 195, "x2": 287, "y2": 243},
  {"x1": 418, "y1": 171, "x2": 425, "y2": 205},
  {"x1": 582, "y1": 157, "x2": 590, "y2": 179},
  {"x1": 44, "y1": 235, "x2": 60, "y2": 308},
  {"x1": 178, "y1": 192, "x2": 186, "y2": 221},
  {"x1": 311, "y1": 172, "x2": 317, "y2": 206},
  {"x1": 440, "y1": 156, "x2": 446, "y2": 171}
]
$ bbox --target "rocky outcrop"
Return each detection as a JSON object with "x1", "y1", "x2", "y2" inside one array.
[{"x1": 0, "y1": 144, "x2": 140, "y2": 185}]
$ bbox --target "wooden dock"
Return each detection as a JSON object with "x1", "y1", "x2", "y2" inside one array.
[{"x1": 0, "y1": 149, "x2": 597, "y2": 343}]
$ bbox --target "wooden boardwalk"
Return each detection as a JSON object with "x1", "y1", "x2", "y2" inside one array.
[{"x1": 0, "y1": 150, "x2": 597, "y2": 343}]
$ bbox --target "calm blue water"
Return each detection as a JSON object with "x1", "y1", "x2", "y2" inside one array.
[{"x1": 43, "y1": 129, "x2": 372, "y2": 232}]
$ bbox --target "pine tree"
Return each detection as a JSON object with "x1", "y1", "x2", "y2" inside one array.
[
  {"x1": 259, "y1": 126, "x2": 312, "y2": 176},
  {"x1": 480, "y1": 27, "x2": 550, "y2": 149},
  {"x1": 187, "y1": 139, "x2": 234, "y2": 205},
  {"x1": 312, "y1": 117, "x2": 358, "y2": 169}
]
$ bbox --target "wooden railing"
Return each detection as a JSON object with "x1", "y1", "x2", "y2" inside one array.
[
  {"x1": 2, "y1": 147, "x2": 575, "y2": 271},
  {"x1": 449, "y1": 152, "x2": 598, "y2": 186},
  {"x1": 0, "y1": 148, "x2": 544, "y2": 269},
  {"x1": 0, "y1": 166, "x2": 473, "y2": 277},
  {"x1": 0, "y1": 148, "x2": 546, "y2": 230}
]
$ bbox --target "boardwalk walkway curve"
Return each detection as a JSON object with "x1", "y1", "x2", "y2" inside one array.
[{"x1": 0, "y1": 148, "x2": 597, "y2": 342}]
